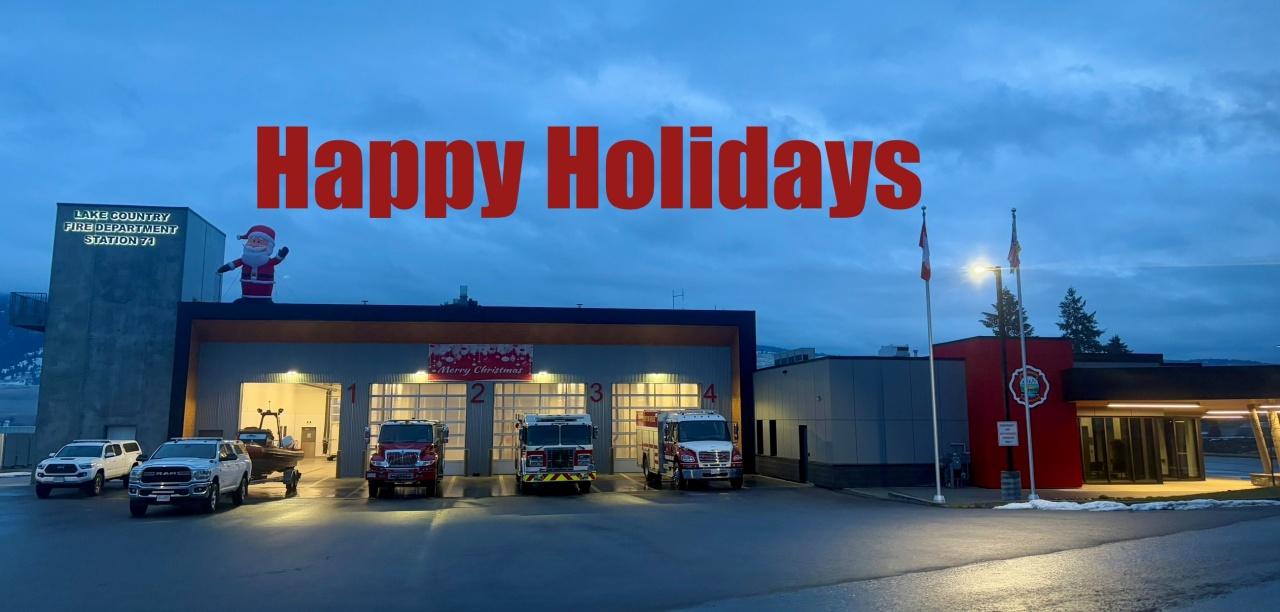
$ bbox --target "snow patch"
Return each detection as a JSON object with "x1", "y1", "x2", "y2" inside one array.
[{"x1": 995, "y1": 498, "x2": 1280, "y2": 511}]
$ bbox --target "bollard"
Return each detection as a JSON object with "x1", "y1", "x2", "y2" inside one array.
[{"x1": 1000, "y1": 470, "x2": 1022, "y2": 501}]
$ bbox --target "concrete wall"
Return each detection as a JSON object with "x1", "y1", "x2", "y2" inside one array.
[
  {"x1": 753, "y1": 357, "x2": 969, "y2": 486},
  {"x1": 35, "y1": 204, "x2": 225, "y2": 456},
  {"x1": 193, "y1": 343, "x2": 733, "y2": 477}
]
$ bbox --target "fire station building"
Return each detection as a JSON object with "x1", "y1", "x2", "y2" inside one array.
[
  {"x1": 17, "y1": 203, "x2": 754, "y2": 480},
  {"x1": 754, "y1": 338, "x2": 1280, "y2": 489},
  {"x1": 11, "y1": 202, "x2": 1280, "y2": 490}
]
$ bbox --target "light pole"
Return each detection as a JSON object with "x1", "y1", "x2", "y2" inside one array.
[{"x1": 971, "y1": 263, "x2": 1020, "y2": 500}]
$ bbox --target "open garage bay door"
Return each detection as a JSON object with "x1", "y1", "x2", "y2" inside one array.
[
  {"x1": 611, "y1": 383, "x2": 701, "y2": 472},
  {"x1": 369, "y1": 383, "x2": 468, "y2": 476},
  {"x1": 491, "y1": 382, "x2": 586, "y2": 475}
]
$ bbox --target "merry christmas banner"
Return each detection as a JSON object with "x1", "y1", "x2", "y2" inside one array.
[{"x1": 428, "y1": 344, "x2": 533, "y2": 381}]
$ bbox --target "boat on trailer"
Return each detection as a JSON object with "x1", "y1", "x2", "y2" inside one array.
[{"x1": 237, "y1": 408, "x2": 305, "y2": 488}]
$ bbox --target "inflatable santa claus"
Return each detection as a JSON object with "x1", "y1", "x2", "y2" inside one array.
[{"x1": 217, "y1": 225, "x2": 289, "y2": 303}]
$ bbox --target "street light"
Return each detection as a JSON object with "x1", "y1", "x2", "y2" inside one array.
[{"x1": 971, "y1": 262, "x2": 1020, "y2": 499}]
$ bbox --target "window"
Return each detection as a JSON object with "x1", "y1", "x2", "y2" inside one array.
[
  {"x1": 1079, "y1": 417, "x2": 1161, "y2": 484},
  {"x1": 678, "y1": 420, "x2": 730, "y2": 443},
  {"x1": 1161, "y1": 418, "x2": 1202, "y2": 480},
  {"x1": 152, "y1": 443, "x2": 217, "y2": 460},
  {"x1": 56, "y1": 445, "x2": 104, "y2": 458},
  {"x1": 123, "y1": 442, "x2": 140, "y2": 453},
  {"x1": 378, "y1": 423, "x2": 434, "y2": 443},
  {"x1": 611, "y1": 383, "x2": 701, "y2": 465},
  {"x1": 107, "y1": 444, "x2": 122, "y2": 457},
  {"x1": 493, "y1": 383, "x2": 586, "y2": 466},
  {"x1": 369, "y1": 383, "x2": 467, "y2": 466}
]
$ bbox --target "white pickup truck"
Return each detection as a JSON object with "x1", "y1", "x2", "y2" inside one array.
[
  {"x1": 34, "y1": 439, "x2": 143, "y2": 497},
  {"x1": 127, "y1": 438, "x2": 252, "y2": 517}
]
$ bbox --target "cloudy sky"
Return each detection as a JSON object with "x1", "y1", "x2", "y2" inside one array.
[{"x1": 2, "y1": 3, "x2": 1277, "y2": 361}]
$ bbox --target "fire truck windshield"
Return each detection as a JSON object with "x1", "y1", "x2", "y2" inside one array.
[
  {"x1": 560, "y1": 424, "x2": 591, "y2": 445},
  {"x1": 378, "y1": 424, "x2": 433, "y2": 443},
  {"x1": 526, "y1": 426, "x2": 559, "y2": 446},
  {"x1": 525, "y1": 424, "x2": 591, "y2": 446},
  {"x1": 677, "y1": 420, "x2": 730, "y2": 442}
]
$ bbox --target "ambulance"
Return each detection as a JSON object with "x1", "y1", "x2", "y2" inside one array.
[{"x1": 637, "y1": 410, "x2": 743, "y2": 490}]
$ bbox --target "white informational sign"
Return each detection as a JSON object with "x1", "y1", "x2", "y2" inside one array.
[
  {"x1": 62, "y1": 208, "x2": 181, "y2": 247},
  {"x1": 997, "y1": 420, "x2": 1019, "y2": 447}
]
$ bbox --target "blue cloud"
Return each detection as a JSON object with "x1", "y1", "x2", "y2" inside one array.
[{"x1": 0, "y1": 2, "x2": 1277, "y2": 361}]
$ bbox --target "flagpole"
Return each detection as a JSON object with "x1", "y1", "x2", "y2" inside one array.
[
  {"x1": 1012, "y1": 208, "x2": 1040, "y2": 501},
  {"x1": 922, "y1": 207, "x2": 945, "y2": 504}
]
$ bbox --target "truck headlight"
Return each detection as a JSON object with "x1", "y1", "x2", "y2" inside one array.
[
  {"x1": 192, "y1": 469, "x2": 213, "y2": 481},
  {"x1": 130, "y1": 468, "x2": 143, "y2": 480},
  {"x1": 77, "y1": 463, "x2": 93, "y2": 470},
  {"x1": 416, "y1": 456, "x2": 437, "y2": 467},
  {"x1": 371, "y1": 459, "x2": 389, "y2": 468}
]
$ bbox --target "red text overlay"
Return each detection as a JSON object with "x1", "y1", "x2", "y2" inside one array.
[{"x1": 257, "y1": 126, "x2": 921, "y2": 219}]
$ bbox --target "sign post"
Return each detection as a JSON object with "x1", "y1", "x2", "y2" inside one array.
[{"x1": 996, "y1": 420, "x2": 1021, "y2": 501}]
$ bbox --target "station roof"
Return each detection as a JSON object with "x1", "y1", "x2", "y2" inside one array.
[
  {"x1": 178, "y1": 301, "x2": 754, "y2": 346},
  {"x1": 1064, "y1": 365, "x2": 1280, "y2": 403}
]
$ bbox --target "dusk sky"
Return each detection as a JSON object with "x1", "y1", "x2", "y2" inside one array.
[{"x1": 2, "y1": 3, "x2": 1277, "y2": 361}]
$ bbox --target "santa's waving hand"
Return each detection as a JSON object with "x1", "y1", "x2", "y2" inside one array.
[{"x1": 217, "y1": 225, "x2": 289, "y2": 303}]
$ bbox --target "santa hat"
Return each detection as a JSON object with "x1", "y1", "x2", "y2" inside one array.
[{"x1": 238, "y1": 225, "x2": 276, "y2": 247}]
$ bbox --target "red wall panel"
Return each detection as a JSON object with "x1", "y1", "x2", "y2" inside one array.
[{"x1": 934, "y1": 337, "x2": 1082, "y2": 489}]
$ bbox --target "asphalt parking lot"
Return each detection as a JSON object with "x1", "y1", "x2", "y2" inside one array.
[{"x1": 3, "y1": 474, "x2": 1280, "y2": 611}]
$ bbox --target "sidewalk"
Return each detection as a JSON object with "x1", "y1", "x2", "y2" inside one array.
[{"x1": 845, "y1": 477, "x2": 1276, "y2": 508}]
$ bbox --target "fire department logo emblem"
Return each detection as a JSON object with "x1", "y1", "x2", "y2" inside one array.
[{"x1": 1009, "y1": 365, "x2": 1050, "y2": 409}]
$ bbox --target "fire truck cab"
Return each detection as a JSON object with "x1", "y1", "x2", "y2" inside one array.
[
  {"x1": 638, "y1": 410, "x2": 743, "y2": 490},
  {"x1": 515, "y1": 413, "x2": 597, "y2": 494},
  {"x1": 365, "y1": 419, "x2": 448, "y2": 498}
]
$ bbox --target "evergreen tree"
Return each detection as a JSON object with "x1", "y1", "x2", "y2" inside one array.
[
  {"x1": 980, "y1": 287, "x2": 1035, "y2": 337},
  {"x1": 1056, "y1": 287, "x2": 1105, "y2": 353},
  {"x1": 1103, "y1": 334, "x2": 1132, "y2": 354}
]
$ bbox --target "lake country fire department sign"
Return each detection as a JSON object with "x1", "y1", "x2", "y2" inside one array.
[{"x1": 1009, "y1": 365, "x2": 1050, "y2": 408}]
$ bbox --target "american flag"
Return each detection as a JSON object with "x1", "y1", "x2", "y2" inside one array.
[
  {"x1": 919, "y1": 216, "x2": 931, "y2": 281},
  {"x1": 1008, "y1": 214, "x2": 1022, "y2": 268}
]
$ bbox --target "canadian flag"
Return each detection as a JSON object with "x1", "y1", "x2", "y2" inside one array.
[
  {"x1": 1008, "y1": 214, "x2": 1022, "y2": 268},
  {"x1": 919, "y1": 217, "x2": 931, "y2": 281}
]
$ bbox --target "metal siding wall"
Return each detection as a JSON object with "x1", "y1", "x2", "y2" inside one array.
[
  {"x1": 749, "y1": 361, "x2": 832, "y2": 463},
  {"x1": 195, "y1": 343, "x2": 733, "y2": 477},
  {"x1": 755, "y1": 358, "x2": 970, "y2": 467}
]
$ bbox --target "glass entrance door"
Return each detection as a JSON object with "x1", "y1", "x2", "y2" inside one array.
[
  {"x1": 1079, "y1": 416, "x2": 1161, "y2": 483},
  {"x1": 1161, "y1": 418, "x2": 1202, "y2": 480}
]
